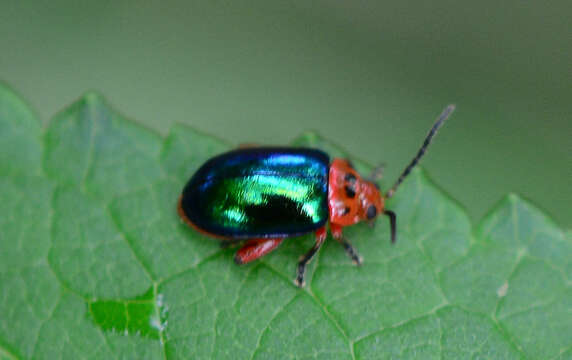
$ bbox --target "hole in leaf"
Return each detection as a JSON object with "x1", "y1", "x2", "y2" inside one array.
[{"x1": 88, "y1": 286, "x2": 164, "y2": 339}]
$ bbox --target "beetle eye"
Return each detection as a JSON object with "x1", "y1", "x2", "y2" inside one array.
[{"x1": 366, "y1": 205, "x2": 377, "y2": 219}]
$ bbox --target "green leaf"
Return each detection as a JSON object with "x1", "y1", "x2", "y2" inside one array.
[{"x1": 0, "y1": 83, "x2": 570, "y2": 359}]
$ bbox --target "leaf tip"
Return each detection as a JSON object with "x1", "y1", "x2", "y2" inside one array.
[
  {"x1": 81, "y1": 91, "x2": 107, "y2": 107},
  {"x1": 291, "y1": 130, "x2": 323, "y2": 145},
  {"x1": 481, "y1": 192, "x2": 563, "y2": 234},
  {"x1": 506, "y1": 193, "x2": 520, "y2": 203},
  {"x1": 49, "y1": 90, "x2": 109, "y2": 123}
]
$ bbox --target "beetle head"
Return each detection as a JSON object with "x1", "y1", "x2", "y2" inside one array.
[
  {"x1": 358, "y1": 180, "x2": 397, "y2": 244},
  {"x1": 357, "y1": 180, "x2": 384, "y2": 222}
]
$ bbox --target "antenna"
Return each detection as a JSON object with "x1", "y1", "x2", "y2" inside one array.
[{"x1": 386, "y1": 105, "x2": 455, "y2": 198}]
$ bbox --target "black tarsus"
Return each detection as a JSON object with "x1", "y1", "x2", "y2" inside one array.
[
  {"x1": 386, "y1": 105, "x2": 455, "y2": 198},
  {"x1": 339, "y1": 236, "x2": 362, "y2": 265},
  {"x1": 295, "y1": 238, "x2": 325, "y2": 287},
  {"x1": 384, "y1": 210, "x2": 397, "y2": 244}
]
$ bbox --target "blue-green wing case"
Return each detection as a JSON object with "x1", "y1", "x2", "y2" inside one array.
[{"x1": 180, "y1": 147, "x2": 330, "y2": 238}]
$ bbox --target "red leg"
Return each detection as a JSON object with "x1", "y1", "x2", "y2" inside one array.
[
  {"x1": 330, "y1": 223, "x2": 344, "y2": 239},
  {"x1": 234, "y1": 238, "x2": 284, "y2": 265},
  {"x1": 294, "y1": 226, "x2": 327, "y2": 287},
  {"x1": 330, "y1": 223, "x2": 362, "y2": 265}
]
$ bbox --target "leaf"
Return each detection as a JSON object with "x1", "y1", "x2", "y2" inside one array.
[{"x1": 0, "y1": 83, "x2": 570, "y2": 359}]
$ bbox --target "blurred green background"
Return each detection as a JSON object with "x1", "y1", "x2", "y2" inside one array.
[{"x1": 1, "y1": 0, "x2": 570, "y2": 227}]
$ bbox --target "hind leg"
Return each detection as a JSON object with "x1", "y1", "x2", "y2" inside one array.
[{"x1": 234, "y1": 238, "x2": 284, "y2": 264}]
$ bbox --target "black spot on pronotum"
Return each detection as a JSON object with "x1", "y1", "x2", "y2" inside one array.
[
  {"x1": 366, "y1": 205, "x2": 377, "y2": 219},
  {"x1": 342, "y1": 206, "x2": 351, "y2": 216},
  {"x1": 344, "y1": 173, "x2": 357, "y2": 183},
  {"x1": 344, "y1": 185, "x2": 356, "y2": 198}
]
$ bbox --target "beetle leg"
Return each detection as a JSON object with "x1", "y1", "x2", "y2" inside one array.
[
  {"x1": 234, "y1": 238, "x2": 284, "y2": 265},
  {"x1": 330, "y1": 223, "x2": 363, "y2": 265},
  {"x1": 294, "y1": 226, "x2": 327, "y2": 287}
]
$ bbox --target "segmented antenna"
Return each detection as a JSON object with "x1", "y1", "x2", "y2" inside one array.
[{"x1": 386, "y1": 105, "x2": 455, "y2": 198}]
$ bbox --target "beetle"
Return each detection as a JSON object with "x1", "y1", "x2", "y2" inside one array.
[{"x1": 178, "y1": 105, "x2": 455, "y2": 287}]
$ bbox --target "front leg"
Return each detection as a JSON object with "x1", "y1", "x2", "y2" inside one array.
[
  {"x1": 330, "y1": 223, "x2": 363, "y2": 265},
  {"x1": 294, "y1": 226, "x2": 327, "y2": 288}
]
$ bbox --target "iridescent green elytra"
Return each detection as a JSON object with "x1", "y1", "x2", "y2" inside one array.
[{"x1": 179, "y1": 147, "x2": 330, "y2": 238}]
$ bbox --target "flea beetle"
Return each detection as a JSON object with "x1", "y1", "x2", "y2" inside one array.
[{"x1": 178, "y1": 105, "x2": 455, "y2": 287}]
